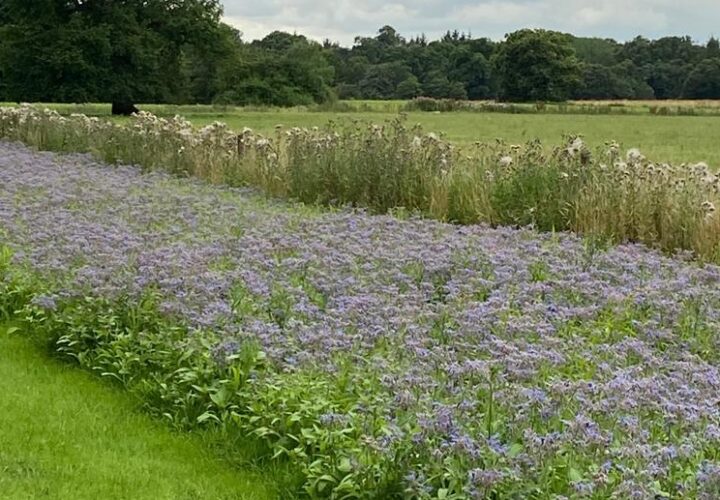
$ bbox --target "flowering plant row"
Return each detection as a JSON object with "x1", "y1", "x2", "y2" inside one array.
[{"x1": 3, "y1": 142, "x2": 720, "y2": 497}]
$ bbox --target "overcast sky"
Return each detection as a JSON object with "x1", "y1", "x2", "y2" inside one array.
[{"x1": 221, "y1": 0, "x2": 719, "y2": 46}]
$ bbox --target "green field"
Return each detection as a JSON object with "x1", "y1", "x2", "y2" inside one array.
[
  {"x1": 0, "y1": 324, "x2": 278, "y2": 500},
  {"x1": 184, "y1": 111, "x2": 720, "y2": 165},
  {"x1": 16, "y1": 101, "x2": 719, "y2": 166}
]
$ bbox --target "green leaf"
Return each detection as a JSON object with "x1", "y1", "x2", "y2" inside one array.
[
  {"x1": 5, "y1": 326, "x2": 20, "y2": 335},
  {"x1": 568, "y1": 467, "x2": 583, "y2": 482},
  {"x1": 652, "y1": 480, "x2": 671, "y2": 497},
  {"x1": 209, "y1": 387, "x2": 228, "y2": 408},
  {"x1": 197, "y1": 411, "x2": 219, "y2": 424},
  {"x1": 437, "y1": 488, "x2": 448, "y2": 499},
  {"x1": 314, "y1": 474, "x2": 338, "y2": 492},
  {"x1": 508, "y1": 442, "x2": 523, "y2": 457},
  {"x1": 337, "y1": 457, "x2": 352, "y2": 473}
]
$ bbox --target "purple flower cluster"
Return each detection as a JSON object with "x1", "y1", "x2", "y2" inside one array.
[{"x1": 4, "y1": 140, "x2": 720, "y2": 496}]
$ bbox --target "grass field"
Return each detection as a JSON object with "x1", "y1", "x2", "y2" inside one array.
[
  {"x1": 0, "y1": 323, "x2": 278, "y2": 500},
  {"x1": 13, "y1": 101, "x2": 718, "y2": 166},
  {"x1": 185, "y1": 111, "x2": 720, "y2": 165}
]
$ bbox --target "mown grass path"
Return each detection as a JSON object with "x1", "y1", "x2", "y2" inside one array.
[{"x1": 0, "y1": 323, "x2": 275, "y2": 500}]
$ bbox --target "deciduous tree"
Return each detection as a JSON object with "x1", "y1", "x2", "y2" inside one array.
[
  {"x1": 0, "y1": 0, "x2": 222, "y2": 112},
  {"x1": 493, "y1": 29, "x2": 581, "y2": 102}
]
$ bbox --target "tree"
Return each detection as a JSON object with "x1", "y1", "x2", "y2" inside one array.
[
  {"x1": 493, "y1": 29, "x2": 581, "y2": 101},
  {"x1": 650, "y1": 36, "x2": 703, "y2": 65},
  {"x1": 252, "y1": 31, "x2": 307, "y2": 52},
  {"x1": 335, "y1": 56, "x2": 370, "y2": 86},
  {"x1": 571, "y1": 37, "x2": 618, "y2": 66},
  {"x1": 180, "y1": 23, "x2": 244, "y2": 104},
  {"x1": 0, "y1": 0, "x2": 223, "y2": 113},
  {"x1": 618, "y1": 36, "x2": 653, "y2": 66},
  {"x1": 683, "y1": 58, "x2": 720, "y2": 99},
  {"x1": 612, "y1": 60, "x2": 655, "y2": 99},
  {"x1": 421, "y1": 71, "x2": 452, "y2": 98},
  {"x1": 215, "y1": 33, "x2": 335, "y2": 106},
  {"x1": 0, "y1": 6, "x2": 114, "y2": 103},
  {"x1": 280, "y1": 39, "x2": 335, "y2": 103},
  {"x1": 376, "y1": 26, "x2": 404, "y2": 47},
  {"x1": 447, "y1": 81, "x2": 469, "y2": 100},
  {"x1": 395, "y1": 76, "x2": 421, "y2": 99},
  {"x1": 645, "y1": 61, "x2": 690, "y2": 99},
  {"x1": 575, "y1": 64, "x2": 619, "y2": 99},
  {"x1": 4, "y1": 12, "x2": 720, "y2": 106},
  {"x1": 707, "y1": 38, "x2": 720, "y2": 58},
  {"x1": 448, "y1": 47, "x2": 493, "y2": 99},
  {"x1": 359, "y1": 62, "x2": 411, "y2": 99}
]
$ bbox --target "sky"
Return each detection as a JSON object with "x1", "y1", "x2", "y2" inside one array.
[{"x1": 221, "y1": 0, "x2": 720, "y2": 46}]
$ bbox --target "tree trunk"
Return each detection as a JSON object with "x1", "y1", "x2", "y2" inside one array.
[{"x1": 111, "y1": 101, "x2": 139, "y2": 116}]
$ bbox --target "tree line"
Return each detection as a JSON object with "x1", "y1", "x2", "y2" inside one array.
[
  {"x1": 1, "y1": 1, "x2": 719, "y2": 110},
  {"x1": 329, "y1": 26, "x2": 720, "y2": 102}
]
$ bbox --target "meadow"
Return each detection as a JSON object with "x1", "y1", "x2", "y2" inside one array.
[
  {"x1": 9, "y1": 100, "x2": 720, "y2": 165},
  {"x1": 179, "y1": 111, "x2": 720, "y2": 166},
  {"x1": 3, "y1": 104, "x2": 720, "y2": 498}
]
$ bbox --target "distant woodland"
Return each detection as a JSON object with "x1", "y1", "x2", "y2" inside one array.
[{"x1": 2, "y1": 1, "x2": 720, "y2": 107}]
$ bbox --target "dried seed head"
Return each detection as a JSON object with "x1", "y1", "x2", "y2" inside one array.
[
  {"x1": 626, "y1": 148, "x2": 645, "y2": 163},
  {"x1": 498, "y1": 156, "x2": 513, "y2": 168}
]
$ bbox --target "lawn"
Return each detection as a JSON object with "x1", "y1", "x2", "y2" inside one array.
[{"x1": 0, "y1": 322, "x2": 278, "y2": 500}]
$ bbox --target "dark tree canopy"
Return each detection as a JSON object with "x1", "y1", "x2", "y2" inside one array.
[
  {"x1": 327, "y1": 28, "x2": 720, "y2": 102},
  {"x1": 683, "y1": 59, "x2": 720, "y2": 99},
  {"x1": 1, "y1": 11, "x2": 720, "y2": 106},
  {"x1": 0, "y1": 0, "x2": 223, "y2": 111},
  {"x1": 492, "y1": 29, "x2": 582, "y2": 102}
]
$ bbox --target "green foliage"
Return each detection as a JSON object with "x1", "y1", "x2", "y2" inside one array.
[
  {"x1": 0, "y1": 0, "x2": 222, "y2": 105},
  {"x1": 395, "y1": 76, "x2": 422, "y2": 99},
  {"x1": 575, "y1": 64, "x2": 652, "y2": 100},
  {"x1": 332, "y1": 28, "x2": 720, "y2": 102},
  {"x1": 493, "y1": 29, "x2": 582, "y2": 102},
  {"x1": 0, "y1": 266, "x2": 413, "y2": 498},
  {"x1": 2, "y1": 9, "x2": 720, "y2": 106},
  {"x1": 240, "y1": 33, "x2": 336, "y2": 106},
  {"x1": 282, "y1": 118, "x2": 449, "y2": 213},
  {"x1": 682, "y1": 58, "x2": 720, "y2": 99},
  {"x1": 570, "y1": 37, "x2": 619, "y2": 66},
  {"x1": 0, "y1": 2, "x2": 333, "y2": 108},
  {"x1": 358, "y1": 62, "x2": 413, "y2": 99},
  {"x1": 708, "y1": 38, "x2": 720, "y2": 58},
  {"x1": 486, "y1": 140, "x2": 587, "y2": 230}
]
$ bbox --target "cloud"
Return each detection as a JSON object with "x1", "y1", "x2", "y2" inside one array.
[{"x1": 221, "y1": 0, "x2": 720, "y2": 45}]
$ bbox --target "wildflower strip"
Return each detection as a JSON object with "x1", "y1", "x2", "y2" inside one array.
[{"x1": 4, "y1": 142, "x2": 720, "y2": 497}]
